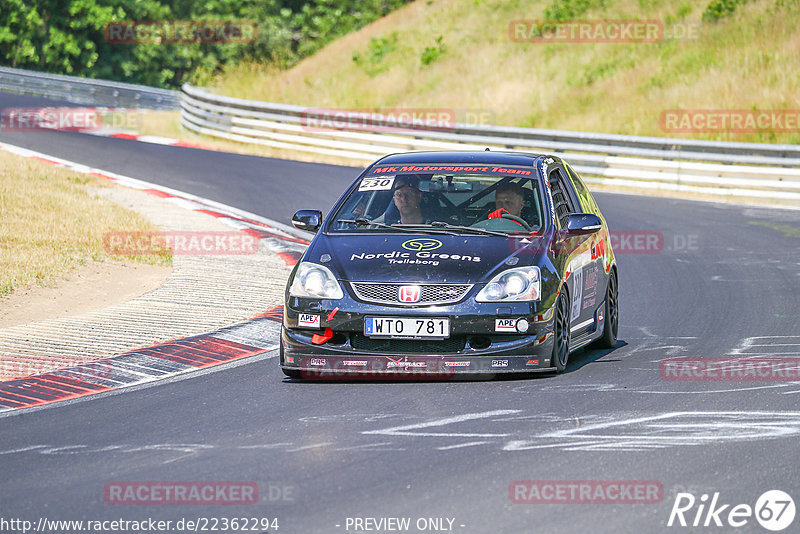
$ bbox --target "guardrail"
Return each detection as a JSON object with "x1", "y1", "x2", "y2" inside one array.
[
  {"x1": 180, "y1": 84, "x2": 800, "y2": 204},
  {"x1": 1, "y1": 67, "x2": 797, "y2": 203},
  {"x1": 0, "y1": 66, "x2": 179, "y2": 110}
]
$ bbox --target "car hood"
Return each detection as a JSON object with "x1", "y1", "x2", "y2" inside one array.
[{"x1": 312, "y1": 233, "x2": 546, "y2": 284}]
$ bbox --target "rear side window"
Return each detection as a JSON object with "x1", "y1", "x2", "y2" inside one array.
[
  {"x1": 565, "y1": 164, "x2": 600, "y2": 215},
  {"x1": 548, "y1": 168, "x2": 578, "y2": 229}
]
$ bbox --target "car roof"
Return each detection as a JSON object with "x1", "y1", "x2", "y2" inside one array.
[{"x1": 374, "y1": 151, "x2": 552, "y2": 168}]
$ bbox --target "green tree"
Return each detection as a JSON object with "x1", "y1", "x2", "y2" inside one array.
[
  {"x1": 0, "y1": 0, "x2": 117, "y2": 74},
  {"x1": 0, "y1": 0, "x2": 413, "y2": 89}
]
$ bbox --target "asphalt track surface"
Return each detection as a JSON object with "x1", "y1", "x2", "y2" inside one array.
[{"x1": 2, "y1": 93, "x2": 800, "y2": 533}]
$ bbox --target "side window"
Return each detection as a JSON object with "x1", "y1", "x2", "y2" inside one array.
[
  {"x1": 548, "y1": 168, "x2": 578, "y2": 229},
  {"x1": 565, "y1": 164, "x2": 599, "y2": 215}
]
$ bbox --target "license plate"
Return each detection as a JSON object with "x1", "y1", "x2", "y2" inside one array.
[{"x1": 364, "y1": 317, "x2": 450, "y2": 339}]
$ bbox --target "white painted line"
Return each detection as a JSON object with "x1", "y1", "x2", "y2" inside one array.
[
  {"x1": 504, "y1": 440, "x2": 606, "y2": 451},
  {"x1": 238, "y1": 443, "x2": 295, "y2": 450},
  {"x1": 741, "y1": 336, "x2": 800, "y2": 339},
  {"x1": 436, "y1": 441, "x2": 490, "y2": 450},
  {"x1": 0, "y1": 445, "x2": 48, "y2": 455},
  {"x1": 363, "y1": 410, "x2": 521, "y2": 438},
  {"x1": 136, "y1": 135, "x2": 180, "y2": 145},
  {"x1": 331, "y1": 442, "x2": 406, "y2": 452},
  {"x1": 634, "y1": 385, "x2": 792, "y2": 394},
  {"x1": 503, "y1": 412, "x2": 800, "y2": 451},
  {"x1": 288, "y1": 442, "x2": 334, "y2": 452}
]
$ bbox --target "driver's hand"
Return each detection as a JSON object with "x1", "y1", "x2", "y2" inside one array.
[{"x1": 488, "y1": 208, "x2": 509, "y2": 219}]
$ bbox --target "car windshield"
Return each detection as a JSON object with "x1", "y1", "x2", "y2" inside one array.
[{"x1": 330, "y1": 164, "x2": 544, "y2": 235}]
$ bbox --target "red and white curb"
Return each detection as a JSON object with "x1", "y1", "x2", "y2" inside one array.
[
  {"x1": 0, "y1": 306, "x2": 284, "y2": 412},
  {"x1": 81, "y1": 127, "x2": 215, "y2": 150},
  {"x1": 0, "y1": 141, "x2": 310, "y2": 411}
]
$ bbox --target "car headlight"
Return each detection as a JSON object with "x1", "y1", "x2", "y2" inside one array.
[
  {"x1": 289, "y1": 262, "x2": 343, "y2": 299},
  {"x1": 475, "y1": 266, "x2": 541, "y2": 302}
]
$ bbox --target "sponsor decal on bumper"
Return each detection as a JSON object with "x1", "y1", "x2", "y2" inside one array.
[
  {"x1": 298, "y1": 314, "x2": 320, "y2": 328},
  {"x1": 342, "y1": 360, "x2": 369, "y2": 367}
]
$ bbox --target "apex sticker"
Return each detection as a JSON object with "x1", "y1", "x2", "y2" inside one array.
[
  {"x1": 298, "y1": 314, "x2": 320, "y2": 328},
  {"x1": 495, "y1": 318, "x2": 517, "y2": 332}
]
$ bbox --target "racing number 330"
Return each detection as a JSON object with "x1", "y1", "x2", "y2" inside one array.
[{"x1": 365, "y1": 317, "x2": 449, "y2": 338}]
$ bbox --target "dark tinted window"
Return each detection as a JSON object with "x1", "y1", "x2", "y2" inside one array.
[
  {"x1": 548, "y1": 168, "x2": 577, "y2": 229},
  {"x1": 565, "y1": 164, "x2": 599, "y2": 214}
]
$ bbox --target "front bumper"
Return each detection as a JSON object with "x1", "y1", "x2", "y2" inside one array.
[{"x1": 280, "y1": 295, "x2": 557, "y2": 378}]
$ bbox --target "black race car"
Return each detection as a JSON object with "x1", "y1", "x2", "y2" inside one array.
[{"x1": 281, "y1": 151, "x2": 617, "y2": 379}]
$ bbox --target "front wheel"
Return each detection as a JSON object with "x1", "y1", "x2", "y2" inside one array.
[
  {"x1": 596, "y1": 271, "x2": 618, "y2": 349},
  {"x1": 552, "y1": 291, "x2": 571, "y2": 373}
]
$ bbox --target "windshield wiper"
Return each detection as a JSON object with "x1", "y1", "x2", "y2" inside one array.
[
  {"x1": 336, "y1": 218, "x2": 458, "y2": 235},
  {"x1": 398, "y1": 222, "x2": 510, "y2": 237}
]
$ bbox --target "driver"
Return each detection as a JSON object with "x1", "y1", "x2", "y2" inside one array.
[
  {"x1": 493, "y1": 182, "x2": 525, "y2": 218},
  {"x1": 391, "y1": 175, "x2": 427, "y2": 224}
]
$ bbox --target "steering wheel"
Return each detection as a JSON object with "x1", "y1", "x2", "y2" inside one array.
[{"x1": 500, "y1": 212, "x2": 531, "y2": 231}]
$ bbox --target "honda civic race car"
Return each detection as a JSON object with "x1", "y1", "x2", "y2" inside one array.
[{"x1": 281, "y1": 151, "x2": 618, "y2": 378}]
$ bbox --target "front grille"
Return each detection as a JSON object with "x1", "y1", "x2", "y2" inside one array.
[
  {"x1": 351, "y1": 282, "x2": 472, "y2": 305},
  {"x1": 350, "y1": 334, "x2": 467, "y2": 354}
]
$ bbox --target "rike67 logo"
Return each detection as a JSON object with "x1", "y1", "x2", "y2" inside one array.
[{"x1": 668, "y1": 490, "x2": 795, "y2": 531}]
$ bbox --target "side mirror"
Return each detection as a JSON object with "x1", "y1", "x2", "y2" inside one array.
[
  {"x1": 292, "y1": 209, "x2": 322, "y2": 232},
  {"x1": 565, "y1": 213, "x2": 602, "y2": 235}
]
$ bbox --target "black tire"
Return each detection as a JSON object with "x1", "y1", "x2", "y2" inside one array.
[
  {"x1": 552, "y1": 291, "x2": 571, "y2": 373},
  {"x1": 596, "y1": 270, "x2": 618, "y2": 349}
]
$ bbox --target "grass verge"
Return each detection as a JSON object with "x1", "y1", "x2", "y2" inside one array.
[
  {"x1": 0, "y1": 149, "x2": 171, "y2": 298},
  {"x1": 206, "y1": 0, "x2": 800, "y2": 145}
]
